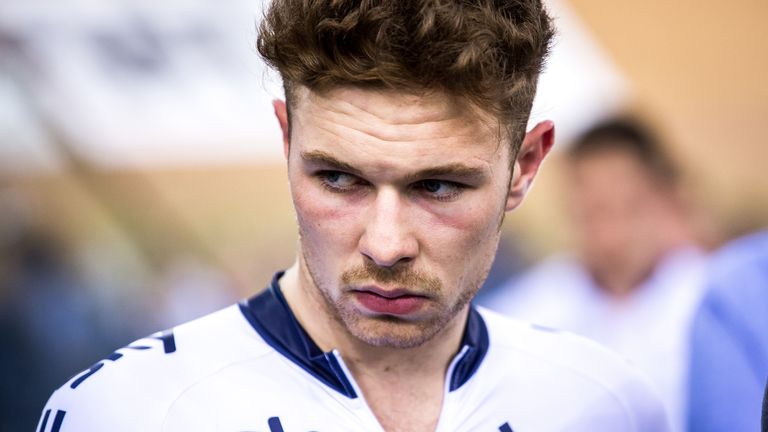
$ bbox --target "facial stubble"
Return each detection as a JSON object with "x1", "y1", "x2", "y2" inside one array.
[{"x1": 298, "y1": 217, "x2": 503, "y2": 350}]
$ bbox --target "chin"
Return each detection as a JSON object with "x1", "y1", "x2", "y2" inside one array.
[
  {"x1": 344, "y1": 315, "x2": 447, "y2": 349},
  {"x1": 336, "y1": 292, "x2": 472, "y2": 349}
]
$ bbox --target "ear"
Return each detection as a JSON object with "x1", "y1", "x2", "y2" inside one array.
[
  {"x1": 506, "y1": 120, "x2": 555, "y2": 211},
  {"x1": 273, "y1": 99, "x2": 290, "y2": 159}
]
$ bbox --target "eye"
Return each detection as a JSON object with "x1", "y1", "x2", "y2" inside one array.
[
  {"x1": 415, "y1": 180, "x2": 464, "y2": 202},
  {"x1": 317, "y1": 170, "x2": 363, "y2": 192}
]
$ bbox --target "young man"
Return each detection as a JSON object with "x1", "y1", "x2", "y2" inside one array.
[{"x1": 38, "y1": 1, "x2": 668, "y2": 431}]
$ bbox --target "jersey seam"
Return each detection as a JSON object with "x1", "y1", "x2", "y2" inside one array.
[{"x1": 494, "y1": 343, "x2": 640, "y2": 431}]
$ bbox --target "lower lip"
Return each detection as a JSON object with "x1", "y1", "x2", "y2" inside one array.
[{"x1": 354, "y1": 291, "x2": 427, "y2": 316}]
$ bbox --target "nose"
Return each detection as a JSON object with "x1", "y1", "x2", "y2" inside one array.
[{"x1": 358, "y1": 187, "x2": 419, "y2": 268}]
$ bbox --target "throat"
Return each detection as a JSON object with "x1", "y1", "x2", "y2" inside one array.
[
  {"x1": 340, "y1": 324, "x2": 466, "y2": 432},
  {"x1": 352, "y1": 362, "x2": 446, "y2": 432}
]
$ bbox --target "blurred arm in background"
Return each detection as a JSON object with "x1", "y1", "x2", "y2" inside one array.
[{"x1": 687, "y1": 230, "x2": 768, "y2": 432}]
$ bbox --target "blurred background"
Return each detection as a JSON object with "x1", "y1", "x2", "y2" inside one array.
[{"x1": 1, "y1": 0, "x2": 767, "y2": 430}]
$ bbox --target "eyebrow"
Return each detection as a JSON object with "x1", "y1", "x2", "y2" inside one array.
[
  {"x1": 300, "y1": 150, "x2": 488, "y2": 183},
  {"x1": 301, "y1": 150, "x2": 363, "y2": 176},
  {"x1": 407, "y1": 164, "x2": 488, "y2": 183}
]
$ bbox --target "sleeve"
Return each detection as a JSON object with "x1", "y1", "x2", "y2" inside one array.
[
  {"x1": 35, "y1": 336, "x2": 178, "y2": 432},
  {"x1": 36, "y1": 384, "x2": 142, "y2": 432},
  {"x1": 686, "y1": 291, "x2": 767, "y2": 432},
  {"x1": 37, "y1": 380, "x2": 162, "y2": 432}
]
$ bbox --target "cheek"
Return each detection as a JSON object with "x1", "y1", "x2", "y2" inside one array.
[
  {"x1": 420, "y1": 199, "x2": 504, "y2": 263},
  {"x1": 292, "y1": 180, "x2": 362, "y2": 251}
]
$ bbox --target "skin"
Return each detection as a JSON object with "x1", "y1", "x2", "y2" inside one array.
[
  {"x1": 274, "y1": 85, "x2": 553, "y2": 432},
  {"x1": 567, "y1": 148, "x2": 695, "y2": 296}
]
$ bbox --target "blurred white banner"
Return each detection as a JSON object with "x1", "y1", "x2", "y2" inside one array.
[{"x1": 0, "y1": 0, "x2": 629, "y2": 173}]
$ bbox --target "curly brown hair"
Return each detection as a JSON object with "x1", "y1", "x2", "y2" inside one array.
[{"x1": 257, "y1": 0, "x2": 554, "y2": 155}]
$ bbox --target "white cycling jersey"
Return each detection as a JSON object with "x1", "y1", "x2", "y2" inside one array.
[{"x1": 38, "y1": 272, "x2": 669, "y2": 432}]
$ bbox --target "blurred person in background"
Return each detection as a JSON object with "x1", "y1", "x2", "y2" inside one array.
[
  {"x1": 482, "y1": 117, "x2": 708, "y2": 432},
  {"x1": 0, "y1": 218, "x2": 116, "y2": 430},
  {"x1": 36, "y1": 1, "x2": 671, "y2": 430},
  {"x1": 0, "y1": 187, "x2": 160, "y2": 430},
  {"x1": 687, "y1": 230, "x2": 768, "y2": 432}
]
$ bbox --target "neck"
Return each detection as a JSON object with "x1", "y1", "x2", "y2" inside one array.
[
  {"x1": 279, "y1": 262, "x2": 468, "y2": 378},
  {"x1": 279, "y1": 261, "x2": 474, "y2": 431}
]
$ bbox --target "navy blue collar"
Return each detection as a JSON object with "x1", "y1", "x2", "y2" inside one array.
[{"x1": 239, "y1": 272, "x2": 489, "y2": 398}]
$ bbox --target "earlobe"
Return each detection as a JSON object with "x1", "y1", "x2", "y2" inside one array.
[
  {"x1": 506, "y1": 161, "x2": 526, "y2": 211},
  {"x1": 506, "y1": 120, "x2": 555, "y2": 211},
  {"x1": 272, "y1": 99, "x2": 290, "y2": 159}
]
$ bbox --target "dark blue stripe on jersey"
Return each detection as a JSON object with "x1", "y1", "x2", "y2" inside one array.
[
  {"x1": 239, "y1": 272, "x2": 357, "y2": 398},
  {"x1": 107, "y1": 352, "x2": 123, "y2": 361},
  {"x1": 499, "y1": 422, "x2": 514, "y2": 432},
  {"x1": 51, "y1": 410, "x2": 66, "y2": 432},
  {"x1": 70, "y1": 362, "x2": 104, "y2": 389},
  {"x1": 449, "y1": 305, "x2": 490, "y2": 392},
  {"x1": 240, "y1": 272, "x2": 490, "y2": 397},
  {"x1": 325, "y1": 352, "x2": 358, "y2": 397},
  {"x1": 154, "y1": 330, "x2": 177, "y2": 353},
  {"x1": 267, "y1": 417, "x2": 285, "y2": 432},
  {"x1": 38, "y1": 409, "x2": 50, "y2": 432}
]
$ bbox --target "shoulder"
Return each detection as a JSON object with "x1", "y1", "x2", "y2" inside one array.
[
  {"x1": 38, "y1": 304, "x2": 272, "y2": 431},
  {"x1": 706, "y1": 232, "x2": 768, "y2": 297},
  {"x1": 478, "y1": 308, "x2": 670, "y2": 431},
  {"x1": 694, "y1": 233, "x2": 768, "y2": 328},
  {"x1": 690, "y1": 232, "x2": 768, "y2": 359}
]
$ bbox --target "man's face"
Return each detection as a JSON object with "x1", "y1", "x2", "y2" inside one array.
[{"x1": 285, "y1": 86, "x2": 516, "y2": 348}]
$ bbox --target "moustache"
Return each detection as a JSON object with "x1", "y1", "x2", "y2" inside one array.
[{"x1": 341, "y1": 260, "x2": 442, "y2": 294}]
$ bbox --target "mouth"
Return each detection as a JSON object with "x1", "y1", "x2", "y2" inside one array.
[{"x1": 351, "y1": 286, "x2": 430, "y2": 316}]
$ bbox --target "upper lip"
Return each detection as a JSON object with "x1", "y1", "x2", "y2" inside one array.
[{"x1": 354, "y1": 285, "x2": 427, "y2": 299}]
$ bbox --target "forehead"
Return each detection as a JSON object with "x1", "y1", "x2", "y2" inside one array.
[{"x1": 288, "y1": 86, "x2": 510, "y2": 173}]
